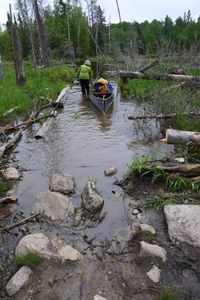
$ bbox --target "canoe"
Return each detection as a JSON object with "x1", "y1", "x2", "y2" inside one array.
[{"x1": 89, "y1": 89, "x2": 114, "y2": 113}]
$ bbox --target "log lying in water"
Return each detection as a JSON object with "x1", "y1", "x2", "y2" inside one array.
[
  {"x1": 119, "y1": 71, "x2": 200, "y2": 83},
  {"x1": 128, "y1": 111, "x2": 200, "y2": 120},
  {"x1": 35, "y1": 86, "x2": 70, "y2": 139},
  {"x1": 146, "y1": 163, "x2": 200, "y2": 177},
  {"x1": 161, "y1": 129, "x2": 200, "y2": 146}
]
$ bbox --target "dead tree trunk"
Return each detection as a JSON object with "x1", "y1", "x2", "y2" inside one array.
[
  {"x1": 9, "y1": 4, "x2": 26, "y2": 86},
  {"x1": 138, "y1": 60, "x2": 159, "y2": 72},
  {"x1": 161, "y1": 129, "x2": 200, "y2": 146},
  {"x1": 33, "y1": 0, "x2": 50, "y2": 67},
  {"x1": 119, "y1": 71, "x2": 199, "y2": 83}
]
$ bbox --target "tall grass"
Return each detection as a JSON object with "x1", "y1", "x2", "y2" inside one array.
[{"x1": 0, "y1": 62, "x2": 75, "y2": 121}]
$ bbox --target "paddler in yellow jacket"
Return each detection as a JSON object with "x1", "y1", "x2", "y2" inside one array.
[{"x1": 77, "y1": 60, "x2": 93, "y2": 95}]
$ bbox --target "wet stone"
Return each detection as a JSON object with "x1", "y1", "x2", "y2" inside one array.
[
  {"x1": 82, "y1": 181, "x2": 104, "y2": 213},
  {"x1": 3, "y1": 167, "x2": 20, "y2": 180},
  {"x1": 6, "y1": 266, "x2": 32, "y2": 296},
  {"x1": 49, "y1": 173, "x2": 75, "y2": 194}
]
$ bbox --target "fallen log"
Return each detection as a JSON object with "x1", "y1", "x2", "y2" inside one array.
[
  {"x1": 128, "y1": 111, "x2": 200, "y2": 120},
  {"x1": 138, "y1": 60, "x2": 159, "y2": 73},
  {"x1": 0, "y1": 130, "x2": 22, "y2": 158},
  {"x1": 35, "y1": 86, "x2": 70, "y2": 139},
  {"x1": 119, "y1": 70, "x2": 200, "y2": 83},
  {"x1": 161, "y1": 129, "x2": 200, "y2": 145},
  {"x1": 146, "y1": 163, "x2": 200, "y2": 177}
]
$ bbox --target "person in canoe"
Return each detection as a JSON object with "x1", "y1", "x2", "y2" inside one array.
[
  {"x1": 77, "y1": 60, "x2": 93, "y2": 95},
  {"x1": 93, "y1": 77, "x2": 113, "y2": 98}
]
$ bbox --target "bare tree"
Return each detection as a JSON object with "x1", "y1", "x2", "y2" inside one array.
[
  {"x1": 0, "y1": 54, "x2": 3, "y2": 80},
  {"x1": 9, "y1": 4, "x2": 26, "y2": 86},
  {"x1": 32, "y1": 0, "x2": 50, "y2": 67}
]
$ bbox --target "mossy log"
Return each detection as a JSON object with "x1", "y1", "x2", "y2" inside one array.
[{"x1": 146, "y1": 163, "x2": 200, "y2": 177}]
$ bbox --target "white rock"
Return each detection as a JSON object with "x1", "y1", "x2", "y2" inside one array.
[
  {"x1": 33, "y1": 191, "x2": 74, "y2": 221},
  {"x1": 164, "y1": 205, "x2": 200, "y2": 247},
  {"x1": 3, "y1": 167, "x2": 20, "y2": 180},
  {"x1": 140, "y1": 241, "x2": 166, "y2": 262},
  {"x1": 59, "y1": 245, "x2": 82, "y2": 262},
  {"x1": 146, "y1": 265, "x2": 161, "y2": 283},
  {"x1": 132, "y1": 209, "x2": 139, "y2": 215},
  {"x1": 49, "y1": 173, "x2": 75, "y2": 194},
  {"x1": 15, "y1": 233, "x2": 49, "y2": 257},
  {"x1": 6, "y1": 266, "x2": 32, "y2": 296},
  {"x1": 140, "y1": 224, "x2": 156, "y2": 235},
  {"x1": 94, "y1": 295, "x2": 108, "y2": 300},
  {"x1": 104, "y1": 166, "x2": 118, "y2": 176}
]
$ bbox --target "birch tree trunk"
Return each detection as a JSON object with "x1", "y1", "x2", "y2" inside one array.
[{"x1": 0, "y1": 54, "x2": 3, "y2": 80}]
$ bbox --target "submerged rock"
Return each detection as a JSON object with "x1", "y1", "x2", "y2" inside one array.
[
  {"x1": 164, "y1": 205, "x2": 200, "y2": 247},
  {"x1": 3, "y1": 167, "x2": 20, "y2": 180},
  {"x1": 81, "y1": 181, "x2": 104, "y2": 213},
  {"x1": 6, "y1": 266, "x2": 32, "y2": 296},
  {"x1": 49, "y1": 173, "x2": 75, "y2": 194},
  {"x1": 104, "y1": 166, "x2": 118, "y2": 176},
  {"x1": 32, "y1": 191, "x2": 74, "y2": 221}
]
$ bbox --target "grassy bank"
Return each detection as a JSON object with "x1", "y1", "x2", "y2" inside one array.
[
  {"x1": 0, "y1": 62, "x2": 75, "y2": 122},
  {"x1": 119, "y1": 67, "x2": 200, "y2": 131}
]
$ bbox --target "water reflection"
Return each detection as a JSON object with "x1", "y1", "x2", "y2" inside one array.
[{"x1": 80, "y1": 95, "x2": 113, "y2": 132}]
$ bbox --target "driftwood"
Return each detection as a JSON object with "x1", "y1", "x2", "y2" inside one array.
[
  {"x1": 138, "y1": 60, "x2": 159, "y2": 73},
  {"x1": 0, "y1": 130, "x2": 22, "y2": 158},
  {"x1": 161, "y1": 129, "x2": 200, "y2": 146},
  {"x1": 128, "y1": 111, "x2": 200, "y2": 120},
  {"x1": 119, "y1": 70, "x2": 200, "y2": 83},
  {"x1": 35, "y1": 86, "x2": 69, "y2": 139},
  {"x1": 0, "y1": 195, "x2": 17, "y2": 205},
  {"x1": 146, "y1": 163, "x2": 200, "y2": 177},
  {"x1": 0, "y1": 212, "x2": 39, "y2": 232}
]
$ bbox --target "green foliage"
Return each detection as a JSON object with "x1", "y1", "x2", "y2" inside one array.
[
  {"x1": 14, "y1": 252, "x2": 41, "y2": 267},
  {"x1": 0, "y1": 62, "x2": 75, "y2": 120},
  {"x1": 157, "y1": 287, "x2": 176, "y2": 300},
  {"x1": 0, "y1": 181, "x2": 8, "y2": 196}
]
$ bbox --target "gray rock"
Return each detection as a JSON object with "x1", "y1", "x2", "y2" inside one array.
[
  {"x1": 140, "y1": 241, "x2": 166, "y2": 262},
  {"x1": 146, "y1": 265, "x2": 161, "y2": 283},
  {"x1": 6, "y1": 266, "x2": 32, "y2": 296},
  {"x1": 164, "y1": 205, "x2": 200, "y2": 247},
  {"x1": 49, "y1": 173, "x2": 75, "y2": 194},
  {"x1": 140, "y1": 224, "x2": 156, "y2": 235},
  {"x1": 33, "y1": 191, "x2": 74, "y2": 221},
  {"x1": 81, "y1": 181, "x2": 104, "y2": 213},
  {"x1": 15, "y1": 233, "x2": 50, "y2": 257},
  {"x1": 104, "y1": 166, "x2": 118, "y2": 176},
  {"x1": 3, "y1": 167, "x2": 20, "y2": 180}
]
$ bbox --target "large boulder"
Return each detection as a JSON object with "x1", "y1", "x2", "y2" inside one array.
[
  {"x1": 49, "y1": 173, "x2": 75, "y2": 194},
  {"x1": 164, "y1": 205, "x2": 200, "y2": 247},
  {"x1": 81, "y1": 181, "x2": 104, "y2": 213},
  {"x1": 15, "y1": 233, "x2": 50, "y2": 257},
  {"x1": 32, "y1": 191, "x2": 74, "y2": 221},
  {"x1": 15, "y1": 233, "x2": 82, "y2": 262},
  {"x1": 6, "y1": 266, "x2": 32, "y2": 296}
]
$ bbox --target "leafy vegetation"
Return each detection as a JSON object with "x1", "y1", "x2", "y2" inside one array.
[
  {"x1": 0, "y1": 63, "x2": 74, "y2": 121},
  {"x1": 124, "y1": 157, "x2": 200, "y2": 195},
  {"x1": 157, "y1": 287, "x2": 176, "y2": 300},
  {"x1": 14, "y1": 252, "x2": 41, "y2": 267},
  {"x1": 0, "y1": 181, "x2": 8, "y2": 196}
]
